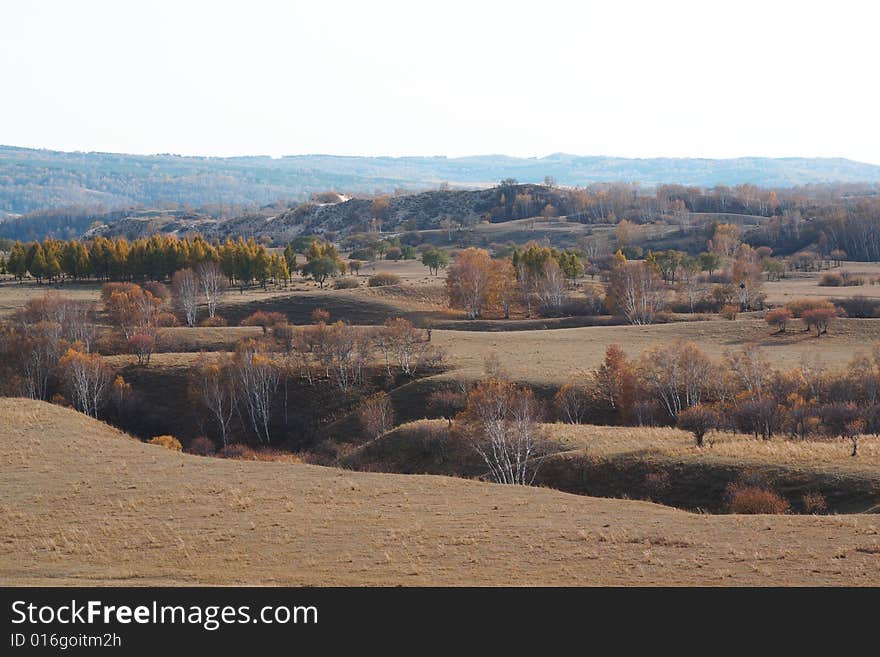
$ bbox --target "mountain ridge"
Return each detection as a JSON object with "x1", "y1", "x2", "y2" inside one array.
[{"x1": 3, "y1": 144, "x2": 880, "y2": 217}]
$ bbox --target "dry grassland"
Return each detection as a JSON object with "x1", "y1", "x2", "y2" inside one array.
[{"x1": 1, "y1": 399, "x2": 879, "y2": 586}]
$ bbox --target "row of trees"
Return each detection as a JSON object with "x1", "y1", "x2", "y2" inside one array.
[
  {"x1": 552, "y1": 342, "x2": 879, "y2": 455},
  {"x1": 3, "y1": 234, "x2": 288, "y2": 288}
]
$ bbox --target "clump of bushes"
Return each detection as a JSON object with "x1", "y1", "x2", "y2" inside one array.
[
  {"x1": 802, "y1": 491, "x2": 828, "y2": 514},
  {"x1": 719, "y1": 304, "x2": 739, "y2": 320},
  {"x1": 333, "y1": 277, "x2": 360, "y2": 289},
  {"x1": 219, "y1": 443, "x2": 256, "y2": 460},
  {"x1": 199, "y1": 316, "x2": 227, "y2": 327},
  {"x1": 726, "y1": 482, "x2": 789, "y2": 514},
  {"x1": 148, "y1": 435, "x2": 183, "y2": 451},
  {"x1": 368, "y1": 272, "x2": 401, "y2": 287},
  {"x1": 784, "y1": 298, "x2": 836, "y2": 318},
  {"x1": 187, "y1": 436, "x2": 216, "y2": 456},
  {"x1": 819, "y1": 271, "x2": 864, "y2": 287}
]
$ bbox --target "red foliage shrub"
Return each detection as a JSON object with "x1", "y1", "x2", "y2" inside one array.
[{"x1": 726, "y1": 483, "x2": 790, "y2": 514}]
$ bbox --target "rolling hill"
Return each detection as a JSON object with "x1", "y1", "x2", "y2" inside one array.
[{"x1": 1, "y1": 398, "x2": 878, "y2": 585}]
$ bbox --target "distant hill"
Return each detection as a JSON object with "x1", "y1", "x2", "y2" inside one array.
[{"x1": 3, "y1": 144, "x2": 880, "y2": 216}]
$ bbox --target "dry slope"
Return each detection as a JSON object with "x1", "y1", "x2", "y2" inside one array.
[{"x1": 0, "y1": 399, "x2": 878, "y2": 586}]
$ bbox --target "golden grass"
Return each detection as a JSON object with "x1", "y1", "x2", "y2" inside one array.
[
  {"x1": 431, "y1": 317, "x2": 880, "y2": 384},
  {"x1": 547, "y1": 423, "x2": 880, "y2": 472},
  {"x1": 2, "y1": 398, "x2": 879, "y2": 586}
]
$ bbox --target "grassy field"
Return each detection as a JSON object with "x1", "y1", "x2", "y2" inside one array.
[{"x1": 2, "y1": 399, "x2": 879, "y2": 586}]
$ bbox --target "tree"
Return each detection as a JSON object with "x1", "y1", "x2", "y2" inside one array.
[
  {"x1": 421, "y1": 248, "x2": 449, "y2": 276},
  {"x1": 189, "y1": 354, "x2": 237, "y2": 447},
  {"x1": 241, "y1": 311, "x2": 288, "y2": 336},
  {"x1": 302, "y1": 256, "x2": 340, "y2": 288},
  {"x1": 593, "y1": 344, "x2": 636, "y2": 422},
  {"x1": 358, "y1": 392, "x2": 395, "y2": 439},
  {"x1": 127, "y1": 333, "x2": 156, "y2": 366},
  {"x1": 172, "y1": 268, "x2": 200, "y2": 327},
  {"x1": 605, "y1": 252, "x2": 666, "y2": 325},
  {"x1": 640, "y1": 341, "x2": 715, "y2": 420},
  {"x1": 697, "y1": 252, "x2": 722, "y2": 277},
  {"x1": 59, "y1": 348, "x2": 114, "y2": 418},
  {"x1": 677, "y1": 404, "x2": 719, "y2": 447},
  {"x1": 232, "y1": 339, "x2": 279, "y2": 444},
  {"x1": 765, "y1": 308, "x2": 792, "y2": 333},
  {"x1": 456, "y1": 379, "x2": 545, "y2": 485},
  {"x1": 534, "y1": 258, "x2": 568, "y2": 316},
  {"x1": 196, "y1": 261, "x2": 226, "y2": 319},
  {"x1": 373, "y1": 318, "x2": 441, "y2": 377},
  {"x1": 446, "y1": 248, "x2": 494, "y2": 319},
  {"x1": 803, "y1": 307, "x2": 836, "y2": 336},
  {"x1": 554, "y1": 383, "x2": 588, "y2": 424}
]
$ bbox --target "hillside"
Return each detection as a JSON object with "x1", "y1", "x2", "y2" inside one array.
[
  {"x1": 1, "y1": 398, "x2": 879, "y2": 586},
  {"x1": 4, "y1": 144, "x2": 880, "y2": 216}
]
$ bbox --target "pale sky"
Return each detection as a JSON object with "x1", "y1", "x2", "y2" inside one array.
[{"x1": 2, "y1": 0, "x2": 878, "y2": 163}]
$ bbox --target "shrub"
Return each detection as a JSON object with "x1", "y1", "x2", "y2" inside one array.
[
  {"x1": 156, "y1": 312, "x2": 179, "y2": 327},
  {"x1": 833, "y1": 296, "x2": 880, "y2": 318},
  {"x1": 677, "y1": 403, "x2": 719, "y2": 447},
  {"x1": 368, "y1": 272, "x2": 401, "y2": 287},
  {"x1": 818, "y1": 272, "x2": 844, "y2": 287},
  {"x1": 426, "y1": 389, "x2": 469, "y2": 419},
  {"x1": 333, "y1": 277, "x2": 360, "y2": 289},
  {"x1": 240, "y1": 311, "x2": 287, "y2": 334},
  {"x1": 719, "y1": 304, "x2": 739, "y2": 320},
  {"x1": 385, "y1": 246, "x2": 403, "y2": 260},
  {"x1": 311, "y1": 308, "x2": 330, "y2": 324},
  {"x1": 784, "y1": 298, "x2": 835, "y2": 318},
  {"x1": 127, "y1": 332, "x2": 156, "y2": 366},
  {"x1": 726, "y1": 483, "x2": 789, "y2": 514},
  {"x1": 187, "y1": 436, "x2": 216, "y2": 456},
  {"x1": 142, "y1": 281, "x2": 170, "y2": 302},
  {"x1": 199, "y1": 316, "x2": 227, "y2": 327},
  {"x1": 219, "y1": 443, "x2": 257, "y2": 460},
  {"x1": 643, "y1": 471, "x2": 671, "y2": 501},
  {"x1": 802, "y1": 491, "x2": 828, "y2": 514},
  {"x1": 148, "y1": 435, "x2": 183, "y2": 451},
  {"x1": 765, "y1": 307, "x2": 793, "y2": 332}
]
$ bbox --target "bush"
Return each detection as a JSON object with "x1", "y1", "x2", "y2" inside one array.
[
  {"x1": 199, "y1": 316, "x2": 227, "y2": 327},
  {"x1": 802, "y1": 491, "x2": 828, "y2": 514},
  {"x1": 818, "y1": 272, "x2": 844, "y2": 287},
  {"x1": 643, "y1": 471, "x2": 671, "y2": 501},
  {"x1": 142, "y1": 281, "x2": 170, "y2": 302},
  {"x1": 156, "y1": 312, "x2": 179, "y2": 327},
  {"x1": 726, "y1": 483, "x2": 789, "y2": 514},
  {"x1": 219, "y1": 443, "x2": 257, "y2": 460},
  {"x1": 719, "y1": 304, "x2": 739, "y2": 320},
  {"x1": 368, "y1": 272, "x2": 401, "y2": 287},
  {"x1": 817, "y1": 271, "x2": 862, "y2": 288},
  {"x1": 784, "y1": 298, "x2": 835, "y2": 318},
  {"x1": 148, "y1": 435, "x2": 183, "y2": 451},
  {"x1": 765, "y1": 307, "x2": 793, "y2": 332},
  {"x1": 333, "y1": 277, "x2": 360, "y2": 289},
  {"x1": 187, "y1": 436, "x2": 216, "y2": 456},
  {"x1": 832, "y1": 296, "x2": 880, "y2": 318}
]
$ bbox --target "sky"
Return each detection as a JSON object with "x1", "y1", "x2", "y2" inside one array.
[{"x1": 1, "y1": 0, "x2": 879, "y2": 163}]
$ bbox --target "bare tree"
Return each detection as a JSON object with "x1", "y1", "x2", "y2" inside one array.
[
  {"x1": 373, "y1": 317, "x2": 441, "y2": 377},
  {"x1": 456, "y1": 379, "x2": 546, "y2": 485},
  {"x1": 172, "y1": 268, "x2": 200, "y2": 327},
  {"x1": 232, "y1": 340, "x2": 280, "y2": 444},
  {"x1": 535, "y1": 259, "x2": 568, "y2": 316},
  {"x1": 197, "y1": 261, "x2": 227, "y2": 319},
  {"x1": 190, "y1": 354, "x2": 237, "y2": 447},
  {"x1": 606, "y1": 256, "x2": 666, "y2": 325},
  {"x1": 59, "y1": 348, "x2": 114, "y2": 418},
  {"x1": 358, "y1": 391, "x2": 395, "y2": 439}
]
